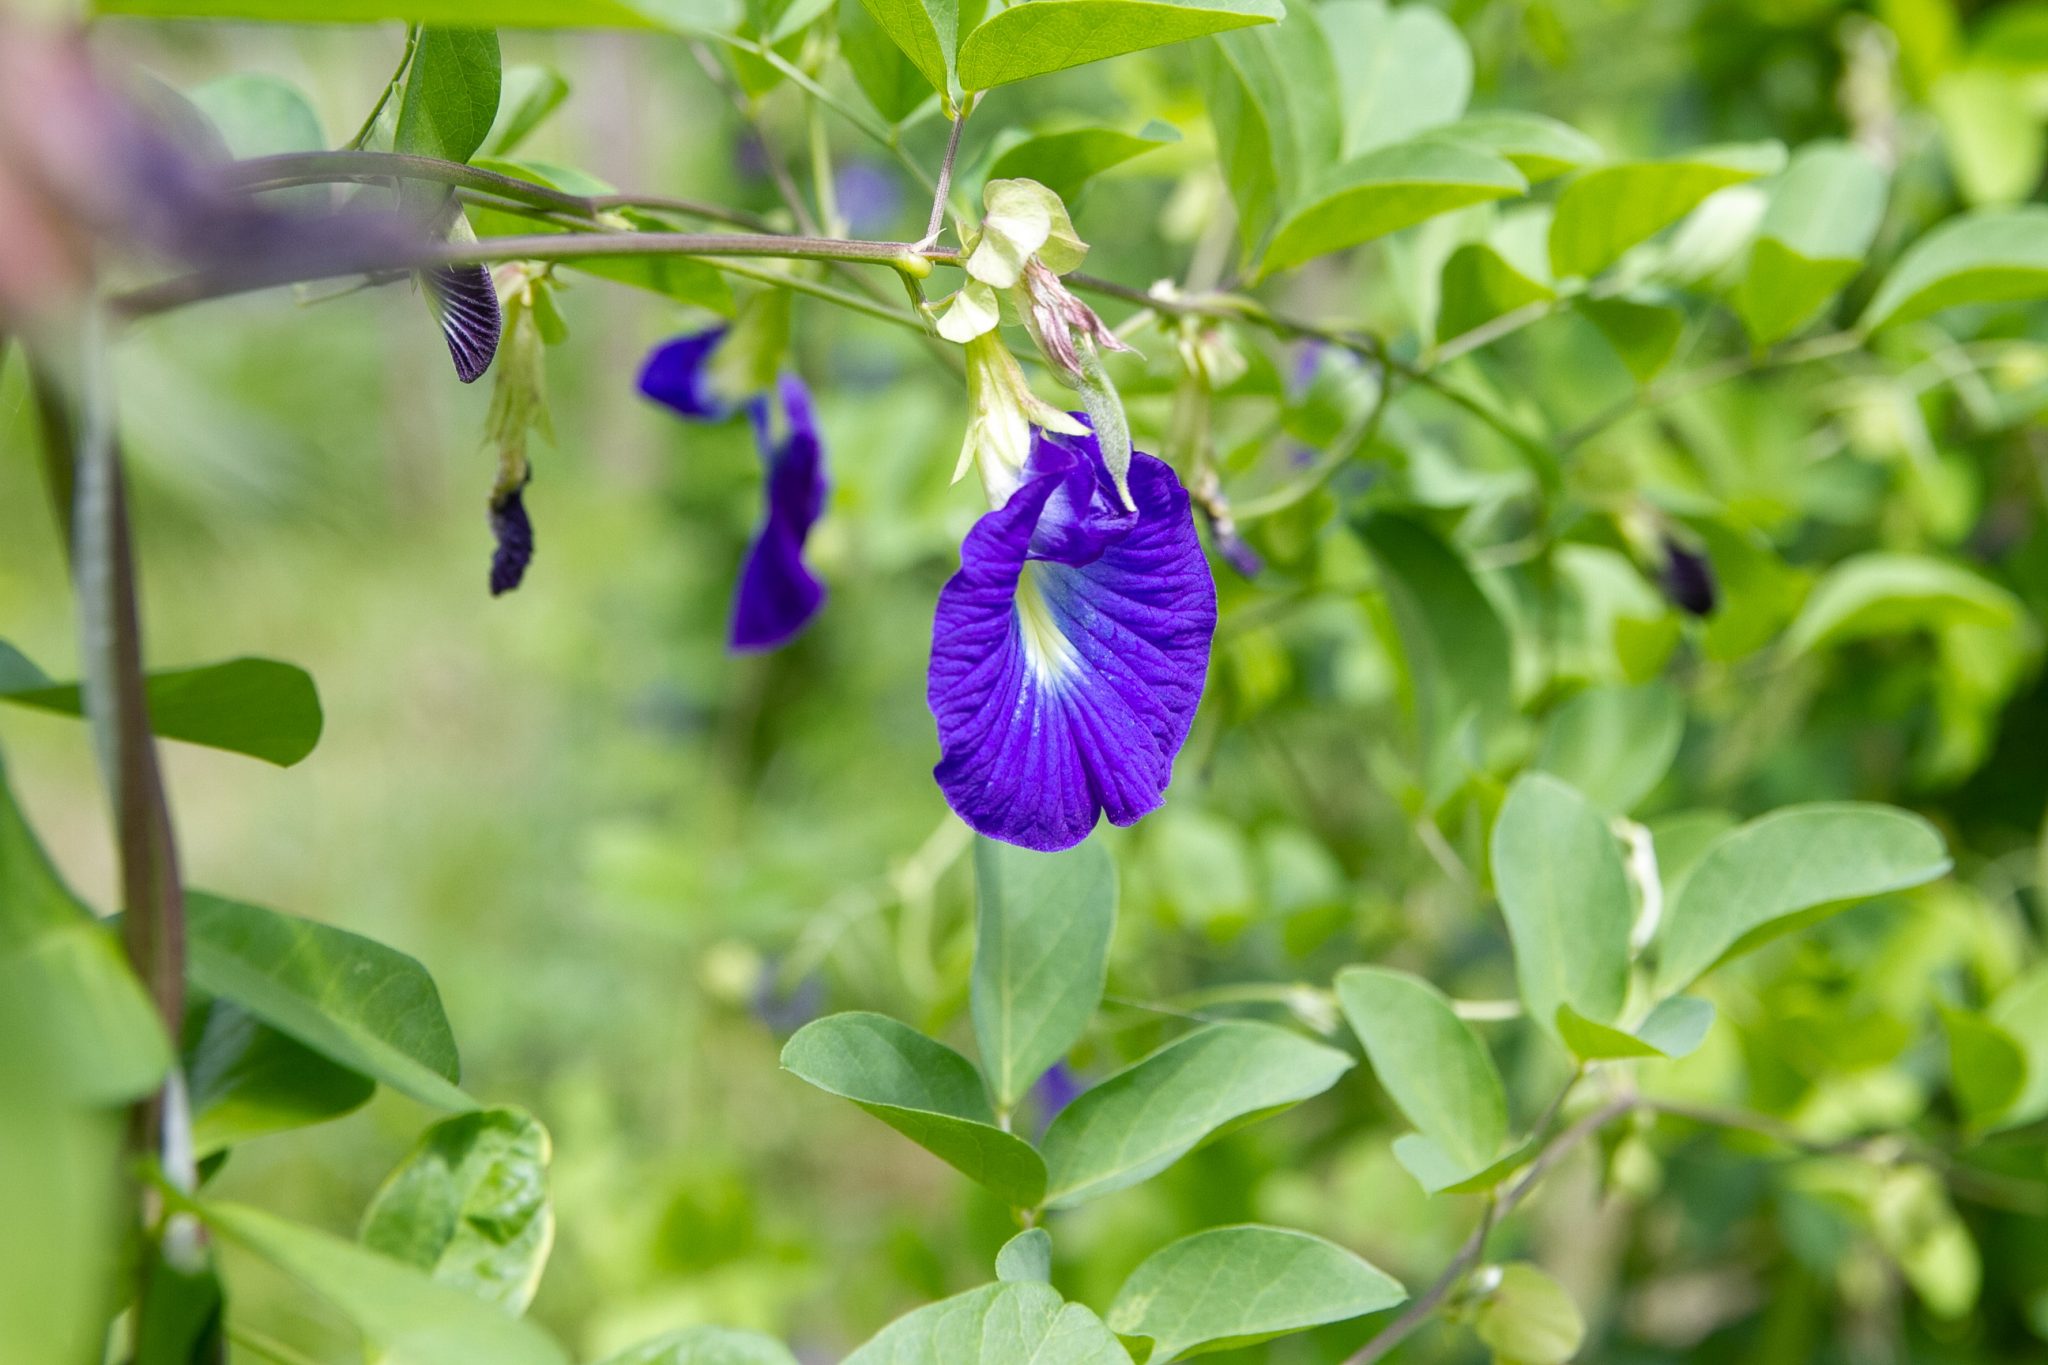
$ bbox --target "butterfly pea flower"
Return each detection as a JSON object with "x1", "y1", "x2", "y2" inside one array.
[
  {"x1": 928, "y1": 418, "x2": 1216, "y2": 852},
  {"x1": 639, "y1": 327, "x2": 828, "y2": 651}
]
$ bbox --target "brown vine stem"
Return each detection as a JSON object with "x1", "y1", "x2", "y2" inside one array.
[{"x1": 1342, "y1": 1089, "x2": 1635, "y2": 1365}]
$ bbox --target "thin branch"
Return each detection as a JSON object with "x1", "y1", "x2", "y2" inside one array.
[
  {"x1": 1343, "y1": 1090, "x2": 1634, "y2": 1365},
  {"x1": 114, "y1": 231, "x2": 960, "y2": 316},
  {"x1": 922, "y1": 99, "x2": 970, "y2": 248},
  {"x1": 343, "y1": 23, "x2": 418, "y2": 151},
  {"x1": 1554, "y1": 329, "x2": 1865, "y2": 451}
]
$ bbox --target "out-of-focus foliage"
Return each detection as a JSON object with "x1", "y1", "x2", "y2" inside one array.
[{"x1": 8, "y1": 0, "x2": 2048, "y2": 1362}]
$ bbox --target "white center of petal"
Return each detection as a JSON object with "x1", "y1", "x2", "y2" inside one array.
[{"x1": 1015, "y1": 563, "x2": 1081, "y2": 685}]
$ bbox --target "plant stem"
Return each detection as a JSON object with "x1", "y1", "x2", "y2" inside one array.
[
  {"x1": 1343, "y1": 1088, "x2": 1634, "y2": 1365},
  {"x1": 115, "y1": 231, "x2": 961, "y2": 315},
  {"x1": 923, "y1": 98, "x2": 971, "y2": 248},
  {"x1": 344, "y1": 23, "x2": 418, "y2": 151}
]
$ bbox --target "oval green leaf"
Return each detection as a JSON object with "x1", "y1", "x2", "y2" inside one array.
[
  {"x1": 0, "y1": 653, "x2": 323, "y2": 767},
  {"x1": 1263, "y1": 137, "x2": 1525, "y2": 275},
  {"x1": 1549, "y1": 142, "x2": 1785, "y2": 280},
  {"x1": 186, "y1": 995, "x2": 375, "y2": 1156},
  {"x1": 1784, "y1": 553, "x2": 2025, "y2": 654},
  {"x1": 1491, "y1": 773, "x2": 1634, "y2": 1039},
  {"x1": 1534, "y1": 681, "x2": 1683, "y2": 814},
  {"x1": 186, "y1": 893, "x2": 472, "y2": 1111},
  {"x1": 1861, "y1": 206, "x2": 2048, "y2": 330},
  {"x1": 971, "y1": 836, "x2": 1116, "y2": 1112},
  {"x1": 198, "y1": 1201, "x2": 569, "y2": 1365},
  {"x1": 1040, "y1": 1021, "x2": 1351, "y2": 1208},
  {"x1": 1440, "y1": 110, "x2": 1599, "y2": 182},
  {"x1": 594, "y1": 1327, "x2": 801, "y2": 1365},
  {"x1": 781, "y1": 1011, "x2": 1047, "y2": 1207},
  {"x1": 361, "y1": 1107, "x2": 553, "y2": 1313},
  {"x1": 985, "y1": 125, "x2": 1178, "y2": 205},
  {"x1": 1734, "y1": 140, "x2": 1887, "y2": 345},
  {"x1": 1653, "y1": 804, "x2": 1951, "y2": 993},
  {"x1": 845, "y1": 1281, "x2": 1132, "y2": 1365},
  {"x1": 1335, "y1": 966, "x2": 1507, "y2": 1186},
  {"x1": 957, "y1": 0, "x2": 1284, "y2": 91},
  {"x1": 1107, "y1": 1225, "x2": 1405, "y2": 1361},
  {"x1": 1320, "y1": 0, "x2": 1472, "y2": 155}
]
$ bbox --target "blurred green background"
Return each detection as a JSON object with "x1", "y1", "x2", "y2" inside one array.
[{"x1": 8, "y1": 0, "x2": 2048, "y2": 1360}]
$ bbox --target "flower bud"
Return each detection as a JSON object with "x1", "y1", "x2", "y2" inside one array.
[
  {"x1": 1658, "y1": 535, "x2": 1718, "y2": 616},
  {"x1": 957, "y1": 333, "x2": 1087, "y2": 505}
]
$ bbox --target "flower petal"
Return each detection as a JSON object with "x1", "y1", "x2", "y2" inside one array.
[
  {"x1": 424, "y1": 262, "x2": 502, "y2": 384},
  {"x1": 731, "y1": 376, "x2": 827, "y2": 650},
  {"x1": 637, "y1": 327, "x2": 732, "y2": 420},
  {"x1": 928, "y1": 448, "x2": 1215, "y2": 851}
]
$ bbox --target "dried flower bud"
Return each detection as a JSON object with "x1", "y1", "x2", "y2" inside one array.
[
  {"x1": 489, "y1": 484, "x2": 535, "y2": 596},
  {"x1": 1659, "y1": 536, "x2": 1717, "y2": 616},
  {"x1": 1016, "y1": 258, "x2": 1132, "y2": 389}
]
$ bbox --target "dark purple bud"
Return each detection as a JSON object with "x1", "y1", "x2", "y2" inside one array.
[
  {"x1": 1659, "y1": 536, "x2": 1717, "y2": 616},
  {"x1": 489, "y1": 486, "x2": 534, "y2": 596},
  {"x1": 425, "y1": 263, "x2": 502, "y2": 384}
]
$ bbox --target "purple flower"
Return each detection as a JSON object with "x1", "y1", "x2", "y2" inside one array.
[
  {"x1": 732, "y1": 377, "x2": 827, "y2": 650},
  {"x1": 638, "y1": 327, "x2": 735, "y2": 420},
  {"x1": 639, "y1": 329, "x2": 828, "y2": 651},
  {"x1": 927, "y1": 421, "x2": 1216, "y2": 852},
  {"x1": 1032, "y1": 1061, "x2": 1083, "y2": 1137},
  {"x1": 1659, "y1": 535, "x2": 1718, "y2": 617},
  {"x1": 488, "y1": 485, "x2": 534, "y2": 596}
]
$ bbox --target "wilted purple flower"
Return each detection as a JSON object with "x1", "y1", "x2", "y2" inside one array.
[
  {"x1": 638, "y1": 328, "x2": 828, "y2": 651},
  {"x1": 928, "y1": 419, "x2": 1216, "y2": 851},
  {"x1": 1659, "y1": 535, "x2": 1718, "y2": 616},
  {"x1": 489, "y1": 485, "x2": 534, "y2": 596}
]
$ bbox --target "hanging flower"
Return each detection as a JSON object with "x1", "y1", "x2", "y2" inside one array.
[
  {"x1": 638, "y1": 325, "x2": 827, "y2": 651},
  {"x1": 927, "y1": 419, "x2": 1215, "y2": 852}
]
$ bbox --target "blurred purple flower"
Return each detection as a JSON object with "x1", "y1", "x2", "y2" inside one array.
[
  {"x1": 638, "y1": 328, "x2": 829, "y2": 651},
  {"x1": 833, "y1": 161, "x2": 902, "y2": 235},
  {"x1": 1659, "y1": 536, "x2": 1718, "y2": 616},
  {"x1": 928, "y1": 419, "x2": 1216, "y2": 852},
  {"x1": 1032, "y1": 1062, "x2": 1082, "y2": 1137},
  {"x1": 751, "y1": 963, "x2": 823, "y2": 1036}
]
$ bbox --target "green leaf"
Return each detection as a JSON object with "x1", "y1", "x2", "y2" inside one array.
[
  {"x1": 189, "y1": 74, "x2": 326, "y2": 212},
  {"x1": 1262, "y1": 137, "x2": 1525, "y2": 275},
  {"x1": 1335, "y1": 966, "x2": 1508, "y2": 1189},
  {"x1": 1931, "y1": 65, "x2": 2045, "y2": 207},
  {"x1": 1653, "y1": 805, "x2": 1950, "y2": 993},
  {"x1": 1437, "y1": 240, "x2": 1552, "y2": 345},
  {"x1": 1319, "y1": 0, "x2": 1472, "y2": 155},
  {"x1": 1989, "y1": 964, "x2": 2048, "y2": 1129},
  {"x1": 1734, "y1": 140, "x2": 1887, "y2": 345},
  {"x1": 186, "y1": 995, "x2": 375, "y2": 1156},
  {"x1": 1783, "y1": 553, "x2": 2025, "y2": 654},
  {"x1": 361, "y1": 1107, "x2": 553, "y2": 1313},
  {"x1": 0, "y1": 655, "x2": 323, "y2": 767},
  {"x1": 1471, "y1": 1263, "x2": 1584, "y2": 1365},
  {"x1": 186, "y1": 893, "x2": 473, "y2": 1111},
  {"x1": 781, "y1": 1012, "x2": 1047, "y2": 1207},
  {"x1": 1938, "y1": 1005, "x2": 2026, "y2": 1130},
  {"x1": 1491, "y1": 773, "x2": 1634, "y2": 1043},
  {"x1": 93, "y1": 0, "x2": 739, "y2": 25},
  {"x1": 1107, "y1": 1225, "x2": 1405, "y2": 1361},
  {"x1": 957, "y1": 0, "x2": 1284, "y2": 92},
  {"x1": 1534, "y1": 682, "x2": 1683, "y2": 814},
  {"x1": 1440, "y1": 111, "x2": 1600, "y2": 183},
  {"x1": 1355, "y1": 512, "x2": 1514, "y2": 788},
  {"x1": 395, "y1": 28, "x2": 503, "y2": 169},
  {"x1": 845, "y1": 1281, "x2": 1132, "y2": 1365},
  {"x1": 1204, "y1": 6, "x2": 1340, "y2": 250},
  {"x1": 985, "y1": 125, "x2": 1179, "y2": 206},
  {"x1": 483, "y1": 66, "x2": 571, "y2": 156},
  {"x1": 1040, "y1": 1021, "x2": 1351, "y2": 1208},
  {"x1": 1549, "y1": 142, "x2": 1785, "y2": 280},
  {"x1": 0, "y1": 748, "x2": 168, "y2": 1105},
  {"x1": 198, "y1": 1201, "x2": 569, "y2": 1365},
  {"x1": 1555, "y1": 996, "x2": 1714, "y2": 1061},
  {"x1": 839, "y1": 0, "x2": 936, "y2": 122},
  {"x1": 1861, "y1": 207, "x2": 2048, "y2": 330},
  {"x1": 593, "y1": 1327, "x2": 800, "y2": 1365},
  {"x1": 995, "y1": 1228, "x2": 1053, "y2": 1283},
  {"x1": 856, "y1": 0, "x2": 957, "y2": 99},
  {"x1": 1578, "y1": 293, "x2": 1684, "y2": 383},
  {"x1": 970, "y1": 836, "x2": 1116, "y2": 1112}
]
